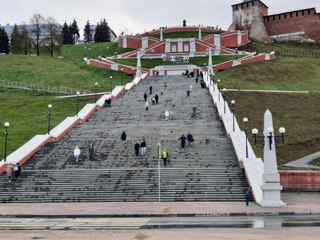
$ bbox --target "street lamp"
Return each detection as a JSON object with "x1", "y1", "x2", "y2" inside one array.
[
  {"x1": 84, "y1": 46, "x2": 87, "y2": 57},
  {"x1": 243, "y1": 117, "x2": 248, "y2": 158},
  {"x1": 231, "y1": 100, "x2": 235, "y2": 132},
  {"x1": 4, "y1": 122, "x2": 9, "y2": 162},
  {"x1": 88, "y1": 48, "x2": 91, "y2": 58},
  {"x1": 94, "y1": 82, "x2": 98, "y2": 102},
  {"x1": 222, "y1": 88, "x2": 227, "y2": 114},
  {"x1": 76, "y1": 92, "x2": 80, "y2": 117},
  {"x1": 252, "y1": 127, "x2": 285, "y2": 150},
  {"x1": 217, "y1": 79, "x2": 221, "y2": 99},
  {"x1": 48, "y1": 104, "x2": 52, "y2": 134},
  {"x1": 109, "y1": 76, "x2": 113, "y2": 91},
  {"x1": 114, "y1": 52, "x2": 117, "y2": 63},
  {"x1": 120, "y1": 68, "x2": 124, "y2": 85},
  {"x1": 235, "y1": 48, "x2": 238, "y2": 60}
]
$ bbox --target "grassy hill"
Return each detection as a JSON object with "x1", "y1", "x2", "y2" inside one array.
[{"x1": 216, "y1": 54, "x2": 320, "y2": 167}]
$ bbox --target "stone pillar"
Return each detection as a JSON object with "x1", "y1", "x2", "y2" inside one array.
[
  {"x1": 198, "y1": 27, "x2": 202, "y2": 40},
  {"x1": 160, "y1": 28, "x2": 163, "y2": 41},
  {"x1": 259, "y1": 110, "x2": 286, "y2": 207},
  {"x1": 135, "y1": 50, "x2": 142, "y2": 78},
  {"x1": 207, "y1": 48, "x2": 213, "y2": 76}
]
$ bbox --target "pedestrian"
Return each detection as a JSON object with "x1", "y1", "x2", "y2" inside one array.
[
  {"x1": 121, "y1": 131, "x2": 127, "y2": 144},
  {"x1": 165, "y1": 110, "x2": 170, "y2": 120},
  {"x1": 152, "y1": 96, "x2": 155, "y2": 105},
  {"x1": 149, "y1": 85, "x2": 153, "y2": 95},
  {"x1": 144, "y1": 92, "x2": 147, "y2": 101},
  {"x1": 178, "y1": 134, "x2": 186, "y2": 149},
  {"x1": 169, "y1": 111, "x2": 174, "y2": 120},
  {"x1": 6, "y1": 164, "x2": 14, "y2": 183},
  {"x1": 14, "y1": 163, "x2": 22, "y2": 182},
  {"x1": 155, "y1": 94, "x2": 159, "y2": 104},
  {"x1": 134, "y1": 141, "x2": 140, "y2": 156},
  {"x1": 145, "y1": 101, "x2": 149, "y2": 111},
  {"x1": 164, "y1": 81, "x2": 167, "y2": 89},
  {"x1": 74, "y1": 145, "x2": 81, "y2": 162},
  {"x1": 88, "y1": 144, "x2": 94, "y2": 160},
  {"x1": 162, "y1": 148, "x2": 168, "y2": 167},
  {"x1": 140, "y1": 138, "x2": 146, "y2": 156},
  {"x1": 196, "y1": 78, "x2": 199, "y2": 84},
  {"x1": 187, "y1": 132, "x2": 194, "y2": 149},
  {"x1": 187, "y1": 90, "x2": 190, "y2": 97}
]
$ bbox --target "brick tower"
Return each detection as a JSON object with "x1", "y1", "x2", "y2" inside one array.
[{"x1": 228, "y1": 0, "x2": 270, "y2": 42}]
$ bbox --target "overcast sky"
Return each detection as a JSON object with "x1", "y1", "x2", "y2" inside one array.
[{"x1": 1, "y1": 0, "x2": 320, "y2": 38}]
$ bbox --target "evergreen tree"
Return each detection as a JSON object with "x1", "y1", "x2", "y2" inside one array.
[
  {"x1": 71, "y1": 19, "x2": 80, "y2": 43},
  {"x1": 0, "y1": 27, "x2": 10, "y2": 54},
  {"x1": 62, "y1": 21, "x2": 73, "y2": 44},
  {"x1": 84, "y1": 20, "x2": 92, "y2": 43},
  {"x1": 94, "y1": 19, "x2": 110, "y2": 43},
  {"x1": 10, "y1": 24, "x2": 22, "y2": 53},
  {"x1": 19, "y1": 25, "x2": 33, "y2": 55}
]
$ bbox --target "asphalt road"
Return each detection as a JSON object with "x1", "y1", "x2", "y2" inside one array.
[{"x1": 0, "y1": 215, "x2": 319, "y2": 230}]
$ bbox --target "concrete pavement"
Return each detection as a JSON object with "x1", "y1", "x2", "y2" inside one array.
[{"x1": 0, "y1": 192, "x2": 319, "y2": 217}]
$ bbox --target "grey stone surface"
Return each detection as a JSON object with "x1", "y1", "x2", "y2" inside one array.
[{"x1": 0, "y1": 75, "x2": 251, "y2": 202}]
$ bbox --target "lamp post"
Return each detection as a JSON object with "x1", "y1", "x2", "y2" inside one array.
[
  {"x1": 48, "y1": 104, "x2": 52, "y2": 134},
  {"x1": 84, "y1": 46, "x2": 87, "y2": 57},
  {"x1": 109, "y1": 76, "x2": 113, "y2": 91},
  {"x1": 235, "y1": 48, "x2": 238, "y2": 60},
  {"x1": 222, "y1": 88, "x2": 227, "y2": 114},
  {"x1": 231, "y1": 100, "x2": 235, "y2": 132},
  {"x1": 76, "y1": 92, "x2": 80, "y2": 117},
  {"x1": 252, "y1": 127, "x2": 286, "y2": 150},
  {"x1": 120, "y1": 68, "x2": 124, "y2": 85},
  {"x1": 114, "y1": 52, "x2": 117, "y2": 63},
  {"x1": 217, "y1": 79, "x2": 220, "y2": 100},
  {"x1": 94, "y1": 82, "x2": 98, "y2": 102},
  {"x1": 243, "y1": 117, "x2": 248, "y2": 158},
  {"x1": 4, "y1": 122, "x2": 9, "y2": 162},
  {"x1": 88, "y1": 48, "x2": 91, "y2": 58}
]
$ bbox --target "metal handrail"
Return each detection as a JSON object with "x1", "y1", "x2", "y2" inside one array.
[{"x1": 245, "y1": 186, "x2": 252, "y2": 206}]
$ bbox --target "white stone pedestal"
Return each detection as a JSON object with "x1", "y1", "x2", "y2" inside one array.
[{"x1": 259, "y1": 173, "x2": 286, "y2": 207}]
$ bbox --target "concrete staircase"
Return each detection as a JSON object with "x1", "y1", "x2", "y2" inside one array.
[{"x1": 0, "y1": 75, "x2": 252, "y2": 203}]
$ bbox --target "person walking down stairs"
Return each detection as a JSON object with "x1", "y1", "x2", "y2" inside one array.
[
  {"x1": 74, "y1": 146, "x2": 81, "y2": 163},
  {"x1": 162, "y1": 148, "x2": 168, "y2": 167}
]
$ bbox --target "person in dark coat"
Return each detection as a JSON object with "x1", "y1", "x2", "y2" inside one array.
[
  {"x1": 144, "y1": 93, "x2": 147, "y2": 101},
  {"x1": 88, "y1": 144, "x2": 94, "y2": 160},
  {"x1": 121, "y1": 131, "x2": 127, "y2": 144},
  {"x1": 195, "y1": 77, "x2": 199, "y2": 84},
  {"x1": 155, "y1": 94, "x2": 159, "y2": 104},
  {"x1": 178, "y1": 134, "x2": 186, "y2": 149},
  {"x1": 134, "y1": 141, "x2": 140, "y2": 156},
  {"x1": 149, "y1": 85, "x2": 153, "y2": 95},
  {"x1": 187, "y1": 90, "x2": 190, "y2": 97},
  {"x1": 187, "y1": 132, "x2": 194, "y2": 149},
  {"x1": 152, "y1": 96, "x2": 155, "y2": 105},
  {"x1": 14, "y1": 163, "x2": 21, "y2": 182}
]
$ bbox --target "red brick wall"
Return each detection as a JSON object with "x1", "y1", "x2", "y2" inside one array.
[
  {"x1": 280, "y1": 171, "x2": 320, "y2": 191},
  {"x1": 263, "y1": 9, "x2": 320, "y2": 42},
  {"x1": 126, "y1": 37, "x2": 141, "y2": 49}
]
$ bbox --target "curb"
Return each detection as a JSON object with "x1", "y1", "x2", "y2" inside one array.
[{"x1": 1, "y1": 211, "x2": 319, "y2": 218}]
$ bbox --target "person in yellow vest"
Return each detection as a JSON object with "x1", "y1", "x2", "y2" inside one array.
[{"x1": 162, "y1": 148, "x2": 168, "y2": 167}]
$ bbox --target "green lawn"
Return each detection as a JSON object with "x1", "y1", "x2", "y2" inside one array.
[
  {"x1": 152, "y1": 31, "x2": 216, "y2": 39},
  {"x1": 0, "y1": 88, "x2": 93, "y2": 158},
  {"x1": 216, "y1": 53, "x2": 320, "y2": 166},
  {"x1": 116, "y1": 55, "x2": 242, "y2": 69},
  {"x1": 0, "y1": 55, "x2": 132, "y2": 92}
]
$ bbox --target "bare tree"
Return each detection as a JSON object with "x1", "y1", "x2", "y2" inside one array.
[
  {"x1": 45, "y1": 17, "x2": 62, "y2": 57},
  {"x1": 30, "y1": 13, "x2": 44, "y2": 56}
]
